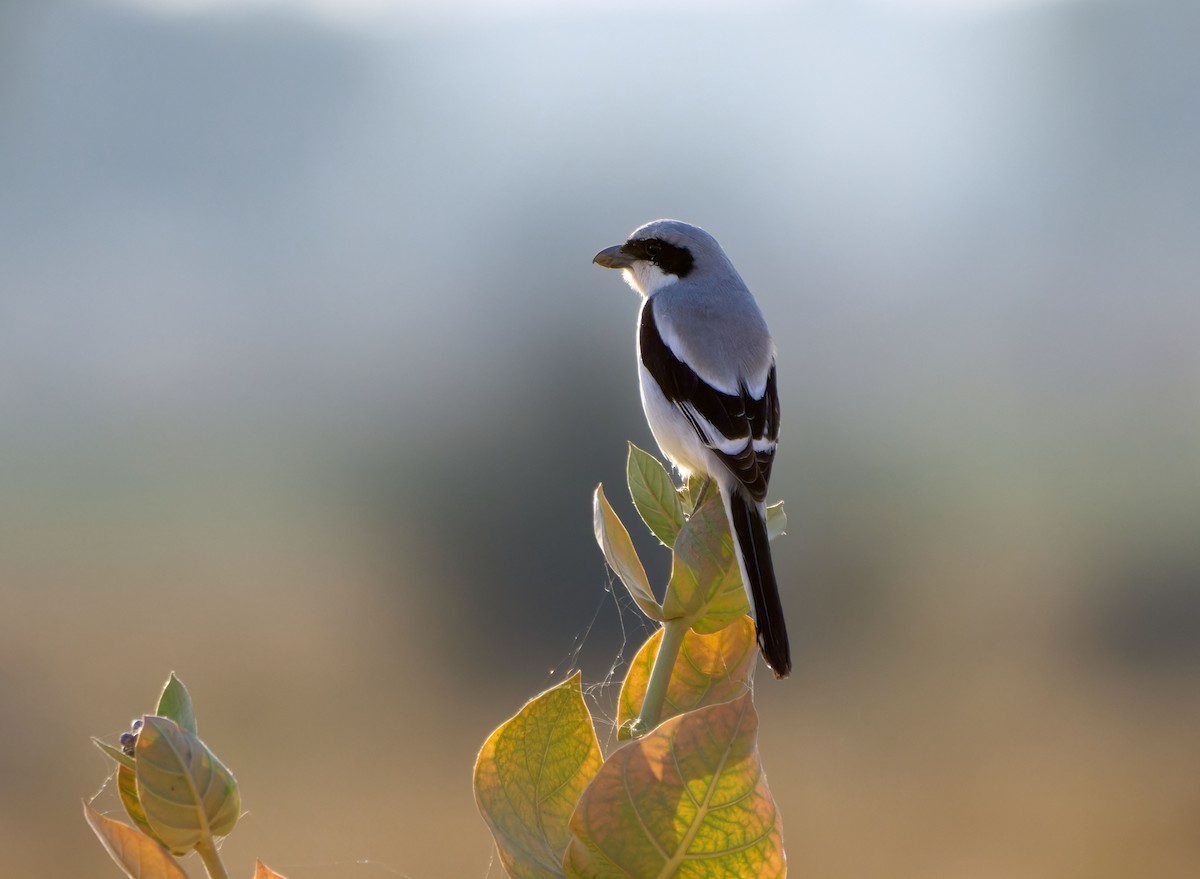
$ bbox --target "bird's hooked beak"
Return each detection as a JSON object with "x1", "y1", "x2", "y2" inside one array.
[{"x1": 593, "y1": 243, "x2": 636, "y2": 270}]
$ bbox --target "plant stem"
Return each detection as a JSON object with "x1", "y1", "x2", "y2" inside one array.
[
  {"x1": 638, "y1": 618, "x2": 688, "y2": 731},
  {"x1": 195, "y1": 836, "x2": 230, "y2": 879}
]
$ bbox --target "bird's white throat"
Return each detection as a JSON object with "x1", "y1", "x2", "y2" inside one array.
[{"x1": 623, "y1": 262, "x2": 679, "y2": 298}]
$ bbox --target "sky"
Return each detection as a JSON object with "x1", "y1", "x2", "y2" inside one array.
[{"x1": 113, "y1": 0, "x2": 1092, "y2": 30}]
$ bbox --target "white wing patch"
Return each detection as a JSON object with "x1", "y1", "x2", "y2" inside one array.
[{"x1": 679, "y1": 403, "x2": 753, "y2": 456}]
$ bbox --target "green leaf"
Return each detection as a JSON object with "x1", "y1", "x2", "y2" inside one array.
[
  {"x1": 83, "y1": 800, "x2": 188, "y2": 879},
  {"x1": 626, "y1": 443, "x2": 685, "y2": 548},
  {"x1": 679, "y1": 474, "x2": 707, "y2": 515},
  {"x1": 688, "y1": 558, "x2": 750, "y2": 635},
  {"x1": 618, "y1": 616, "x2": 756, "y2": 728},
  {"x1": 593, "y1": 484, "x2": 664, "y2": 622},
  {"x1": 92, "y1": 738, "x2": 136, "y2": 772},
  {"x1": 155, "y1": 673, "x2": 197, "y2": 736},
  {"x1": 661, "y1": 492, "x2": 742, "y2": 627},
  {"x1": 135, "y1": 716, "x2": 241, "y2": 856},
  {"x1": 659, "y1": 495, "x2": 787, "y2": 635},
  {"x1": 690, "y1": 501, "x2": 785, "y2": 634},
  {"x1": 474, "y1": 673, "x2": 603, "y2": 879},
  {"x1": 564, "y1": 692, "x2": 784, "y2": 878}
]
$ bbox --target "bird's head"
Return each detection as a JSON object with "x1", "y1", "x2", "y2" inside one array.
[{"x1": 593, "y1": 219, "x2": 728, "y2": 297}]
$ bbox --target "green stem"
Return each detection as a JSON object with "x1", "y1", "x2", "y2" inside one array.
[
  {"x1": 638, "y1": 618, "x2": 688, "y2": 731},
  {"x1": 195, "y1": 836, "x2": 230, "y2": 879}
]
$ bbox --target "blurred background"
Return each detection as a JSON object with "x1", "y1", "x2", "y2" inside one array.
[{"x1": 2, "y1": 0, "x2": 1198, "y2": 875}]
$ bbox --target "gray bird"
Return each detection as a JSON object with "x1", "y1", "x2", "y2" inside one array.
[{"x1": 594, "y1": 219, "x2": 790, "y2": 678}]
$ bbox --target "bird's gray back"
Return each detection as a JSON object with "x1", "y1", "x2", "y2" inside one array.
[{"x1": 648, "y1": 276, "x2": 774, "y2": 397}]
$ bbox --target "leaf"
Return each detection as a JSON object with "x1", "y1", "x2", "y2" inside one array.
[
  {"x1": 135, "y1": 716, "x2": 241, "y2": 855},
  {"x1": 617, "y1": 616, "x2": 757, "y2": 728},
  {"x1": 83, "y1": 800, "x2": 188, "y2": 879},
  {"x1": 661, "y1": 492, "x2": 741, "y2": 627},
  {"x1": 661, "y1": 495, "x2": 788, "y2": 635},
  {"x1": 93, "y1": 737, "x2": 137, "y2": 772},
  {"x1": 679, "y1": 474, "x2": 707, "y2": 515},
  {"x1": 687, "y1": 559, "x2": 750, "y2": 636},
  {"x1": 254, "y1": 860, "x2": 289, "y2": 879},
  {"x1": 475, "y1": 673, "x2": 603, "y2": 879},
  {"x1": 766, "y1": 501, "x2": 786, "y2": 541},
  {"x1": 593, "y1": 484, "x2": 664, "y2": 622},
  {"x1": 626, "y1": 443, "x2": 685, "y2": 548},
  {"x1": 155, "y1": 673, "x2": 197, "y2": 736},
  {"x1": 118, "y1": 763, "x2": 165, "y2": 845},
  {"x1": 690, "y1": 501, "x2": 785, "y2": 635},
  {"x1": 564, "y1": 693, "x2": 784, "y2": 879}
]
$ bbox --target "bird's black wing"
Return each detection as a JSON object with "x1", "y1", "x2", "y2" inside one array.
[{"x1": 639, "y1": 297, "x2": 778, "y2": 502}]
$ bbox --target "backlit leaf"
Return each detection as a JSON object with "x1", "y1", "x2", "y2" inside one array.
[
  {"x1": 662, "y1": 495, "x2": 787, "y2": 635},
  {"x1": 678, "y1": 474, "x2": 707, "y2": 515},
  {"x1": 626, "y1": 443, "x2": 685, "y2": 547},
  {"x1": 593, "y1": 484, "x2": 664, "y2": 621},
  {"x1": 254, "y1": 860, "x2": 289, "y2": 879},
  {"x1": 688, "y1": 558, "x2": 750, "y2": 635},
  {"x1": 617, "y1": 616, "x2": 756, "y2": 728},
  {"x1": 765, "y1": 501, "x2": 786, "y2": 541},
  {"x1": 118, "y1": 763, "x2": 164, "y2": 845},
  {"x1": 83, "y1": 800, "x2": 188, "y2": 879},
  {"x1": 93, "y1": 737, "x2": 136, "y2": 772},
  {"x1": 136, "y1": 716, "x2": 241, "y2": 855},
  {"x1": 475, "y1": 673, "x2": 603, "y2": 879},
  {"x1": 564, "y1": 692, "x2": 785, "y2": 878},
  {"x1": 691, "y1": 501, "x2": 785, "y2": 634},
  {"x1": 661, "y1": 492, "x2": 738, "y2": 626},
  {"x1": 155, "y1": 674, "x2": 197, "y2": 736}
]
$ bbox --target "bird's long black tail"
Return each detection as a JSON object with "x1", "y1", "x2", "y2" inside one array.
[{"x1": 727, "y1": 489, "x2": 791, "y2": 678}]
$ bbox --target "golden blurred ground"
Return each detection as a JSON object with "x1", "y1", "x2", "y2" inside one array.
[{"x1": 3, "y1": 473, "x2": 1197, "y2": 879}]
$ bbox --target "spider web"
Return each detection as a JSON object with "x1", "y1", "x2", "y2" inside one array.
[
  {"x1": 83, "y1": 566, "x2": 662, "y2": 879},
  {"x1": 538, "y1": 562, "x2": 659, "y2": 754}
]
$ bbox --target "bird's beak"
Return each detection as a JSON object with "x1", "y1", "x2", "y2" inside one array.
[{"x1": 593, "y1": 244, "x2": 636, "y2": 269}]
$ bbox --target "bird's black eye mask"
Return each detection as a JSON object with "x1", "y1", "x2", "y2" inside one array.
[{"x1": 626, "y1": 237, "x2": 695, "y2": 278}]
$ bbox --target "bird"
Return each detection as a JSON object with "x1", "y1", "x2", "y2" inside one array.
[{"x1": 593, "y1": 219, "x2": 790, "y2": 679}]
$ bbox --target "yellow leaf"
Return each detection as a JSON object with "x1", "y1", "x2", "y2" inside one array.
[
  {"x1": 117, "y1": 763, "x2": 166, "y2": 846},
  {"x1": 618, "y1": 616, "x2": 756, "y2": 728},
  {"x1": 82, "y1": 800, "x2": 188, "y2": 879},
  {"x1": 565, "y1": 693, "x2": 785, "y2": 879},
  {"x1": 254, "y1": 859, "x2": 289, "y2": 879},
  {"x1": 475, "y1": 673, "x2": 603, "y2": 879},
  {"x1": 593, "y1": 485, "x2": 664, "y2": 621}
]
